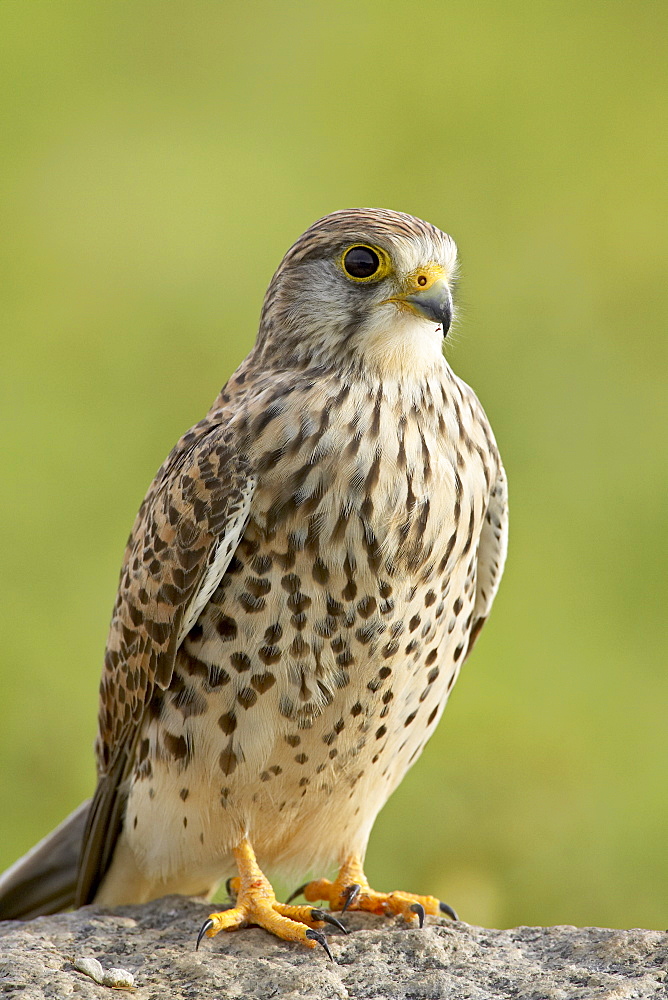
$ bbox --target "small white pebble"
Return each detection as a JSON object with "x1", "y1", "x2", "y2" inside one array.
[
  {"x1": 74, "y1": 957, "x2": 105, "y2": 984},
  {"x1": 103, "y1": 967, "x2": 136, "y2": 988},
  {"x1": 74, "y1": 956, "x2": 135, "y2": 989}
]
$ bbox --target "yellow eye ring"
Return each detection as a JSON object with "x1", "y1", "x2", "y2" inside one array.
[{"x1": 340, "y1": 244, "x2": 391, "y2": 283}]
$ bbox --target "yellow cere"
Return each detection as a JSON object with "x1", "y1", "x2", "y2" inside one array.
[{"x1": 403, "y1": 263, "x2": 448, "y2": 295}]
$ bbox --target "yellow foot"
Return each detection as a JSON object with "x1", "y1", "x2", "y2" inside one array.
[
  {"x1": 287, "y1": 855, "x2": 458, "y2": 928},
  {"x1": 196, "y1": 839, "x2": 346, "y2": 957}
]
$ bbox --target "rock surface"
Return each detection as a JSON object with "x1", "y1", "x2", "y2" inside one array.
[{"x1": 0, "y1": 895, "x2": 665, "y2": 999}]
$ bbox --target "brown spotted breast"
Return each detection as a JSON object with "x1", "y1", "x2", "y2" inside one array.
[{"x1": 120, "y1": 360, "x2": 504, "y2": 886}]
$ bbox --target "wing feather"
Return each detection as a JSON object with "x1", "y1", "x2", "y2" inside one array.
[
  {"x1": 76, "y1": 417, "x2": 254, "y2": 904},
  {"x1": 466, "y1": 465, "x2": 508, "y2": 659}
]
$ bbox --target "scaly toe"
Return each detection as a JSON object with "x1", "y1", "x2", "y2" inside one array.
[
  {"x1": 380, "y1": 890, "x2": 444, "y2": 924},
  {"x1": 280, "y1": 857, "x2": 455, "y2": 934},
  {"x1": 196, "y1": 898, "x2": 336, "y2": 954},
  {"x1": 196, "y1": 840, "x2": 335, "y2": 955},
  {"x1": 196, "y1": 904, "x2": 247, "y2": 947}
]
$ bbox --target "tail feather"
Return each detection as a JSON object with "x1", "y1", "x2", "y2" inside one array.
[{"x1": 0, "y1": 800, "x2": 90, "y2": 920}]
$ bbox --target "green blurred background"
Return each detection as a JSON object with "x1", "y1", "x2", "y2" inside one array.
[{"x1": 1, "y1": 2, "x2": 665, "y2": 931}]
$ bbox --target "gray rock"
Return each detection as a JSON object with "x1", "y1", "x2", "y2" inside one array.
[{"x1": 0, "y1": 895, "x2": 665, "y2": 999}]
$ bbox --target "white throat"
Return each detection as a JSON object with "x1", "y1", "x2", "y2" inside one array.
[{"x1": 360, "y1": 308, "x2": 446, "y2": 377}]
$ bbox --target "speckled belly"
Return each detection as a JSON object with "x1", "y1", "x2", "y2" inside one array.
[{"x1": 123, "y1": 507, "x2": 479, "y2": 886}]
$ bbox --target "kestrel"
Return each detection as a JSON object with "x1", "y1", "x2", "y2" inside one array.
[{"x1": 0, "y1": 209, "x2": 508, "y2": 956}]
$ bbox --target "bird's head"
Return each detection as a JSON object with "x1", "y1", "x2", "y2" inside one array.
[{"x1": 254, "y1": 209, "x2": 458, "y2": 376}]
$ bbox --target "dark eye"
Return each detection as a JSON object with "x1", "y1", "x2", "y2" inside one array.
[{"x1": 343, "y1": 245, "x2": 381, "y2": 279}]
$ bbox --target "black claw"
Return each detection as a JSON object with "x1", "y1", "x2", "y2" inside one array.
[
  {"x1": 410, "y1": 902, "x2": 426, "y2": 928},
  {"x1": 341, "y1": 883, "x2": 361, "y2": 914},
  {"x1": 196, "y1": 918, "x2": 214, "y2": 951},
  {"x1": 305, "y1": 927, "x2": 333, "y2": 961},
  {"x1": 439, "y1": 900, "x2": 458, "y2": 921},
  {"x1": 310, "y1": 908, "x2": 349, "y2": 934},
  {"x1": 285, "y1": 881, "x2": 309, "y2": 904}
]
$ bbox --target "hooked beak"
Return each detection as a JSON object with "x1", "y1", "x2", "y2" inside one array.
[
  {"x1": 401, "y1": 278, "x2": 452, "y2": 333},
  {"x1": 386, "y1": 267, "x2": 453, "y2": 335}
]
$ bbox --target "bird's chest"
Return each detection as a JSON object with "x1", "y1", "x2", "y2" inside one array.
[
  {"x1": 145, "y1": 383, "x2": 492, "y2": 854},
  {"x1": 192, "y1": 397, "x2": 489, "y2": 723},
  {"x1": 252, "y1": 404, "x2": 473, "y2": 579}
]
